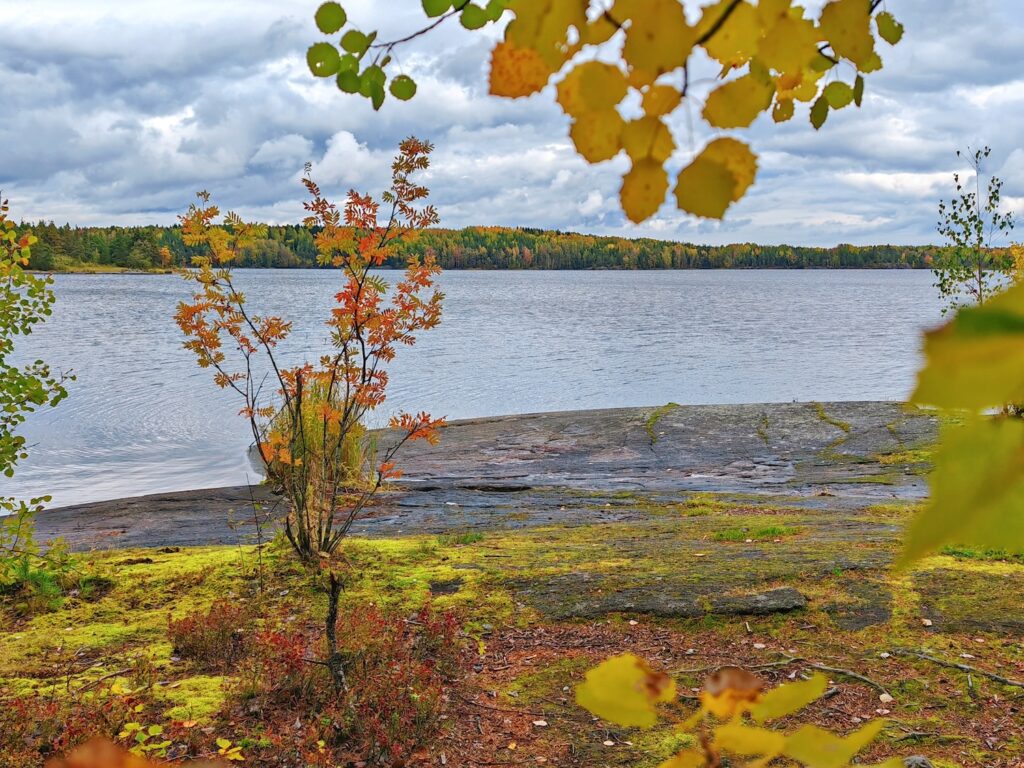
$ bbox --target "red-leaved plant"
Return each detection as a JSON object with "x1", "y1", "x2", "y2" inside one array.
[{"x1": 175, "y1": 138, "x2": 445, "y2": 561}]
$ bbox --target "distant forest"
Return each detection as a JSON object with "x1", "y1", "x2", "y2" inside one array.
[{"x1": 23, "y1": 222, "x2": 945, "y2": 271}]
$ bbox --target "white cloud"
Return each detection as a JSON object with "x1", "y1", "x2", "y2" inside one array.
[{"x1": 0, "y1": 0, "x2": 1022, "y2": 245}]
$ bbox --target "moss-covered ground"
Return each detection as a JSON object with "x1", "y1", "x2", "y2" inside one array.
[{"x1": 3, "y1": 492, "x2": 1022, "y2": 766}]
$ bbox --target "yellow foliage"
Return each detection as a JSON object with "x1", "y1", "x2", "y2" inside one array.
[
  {"x1": 675, "y1": 139, "x2": 758, "y2": 219},
  {"x1": 569, "y1": 109, "x2": 625, "y2": 163},
  {"x1": 577, "y1": 657, "x2": 890, "y2": 768},
  {"x1": 316, "y1": 0, "x2": 901, "y2": 223},
  {"x1": 783, "y1": 720, "x2": 886, "y2": 768},
  {"x1": 621, "y1": 159, "x2": 669, "y2": 224},
  {"x1": 699, "y1": 0, "x2": 760, "y2": 65},
  {"x1": 489, "y1": 41, "x2": 552, "y2": 98},
  {"x1": 574, "y1": 653, "x2": 676, "y2": 728},
  {"x1": 819, "y1": 0, "x2": 876, "y2": 68},
  {"x1": 703, "y1": 74, "x2": 775, "y2": 129},
  {"x1": 621, "y1": 117, "x2": 675, "y2": 163}
]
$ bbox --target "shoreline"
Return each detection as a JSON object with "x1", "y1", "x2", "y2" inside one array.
[{"x1": 37, "y1": 401, "x2": 937, "y2": 551}]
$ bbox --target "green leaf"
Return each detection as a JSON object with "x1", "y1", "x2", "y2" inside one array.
[
  {"x1": 875, "y1": 11, "x2": 904, "y2": 45},
  {"x1": 823, "y1": 81, "x2": 854, "y2": 109},
  {"x1": 750, "y1": 673, "x2": 828, "y2": 723},
  {"x1": 484, "y1": 0, "x2": 508, "y2": 21},
  {"x1": 389, "y1": 75, "x2": 417, "y2": 101},
  {"x1": 315, "y1": 2, "x2": 347, "y2": 34},
  {"x1": 369, "y1": 81, "x2": 386, "y2": 110},
  {"x1": 422, "y1": 0, "x2": 451, "y2": 17},
  {"x1": 336, "y1": 68, "x2": 360, "y2": 93},
  {"x1": 338, "y1": 53, "x2": 358, "y2": 72},
  {"x1": 899, "y1": 418, "x2": 1024, "y2": 565},
  {"x1": 306, "y1": 43, "x2": 341, "y2": 77},
  {"x1": 216, "y1": 738, "x2": 232, "y2": 750},
  {"x1": 853, "y1": 74, "x2": 864, "y2": 106},
  {"x1": 341, "y1": 29, "x2": 369, "y2": 55},
  {"x1": 460, "y1": 3, "x2": 489, "y2": 29},
  {"x1": 810, "y1": 95, "x2": 829, "y2": 129}
]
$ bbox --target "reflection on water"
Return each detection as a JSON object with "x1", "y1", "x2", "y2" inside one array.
[{"x1": 6, "y1": 269, "x2": 942, "y2": 506}]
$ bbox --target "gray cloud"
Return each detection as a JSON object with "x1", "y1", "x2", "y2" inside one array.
[{"x1": 0, "y1": 0, "x2": 1021, "y2": 245}]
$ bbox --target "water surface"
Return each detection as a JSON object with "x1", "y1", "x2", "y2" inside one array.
[{"x1": 7, "y1": 269, "x2": 942, "y2": 506}]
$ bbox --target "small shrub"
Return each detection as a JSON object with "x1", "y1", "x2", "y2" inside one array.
[
  {"x1": 0, "y1": 690, "x2": 137, "y2": 766},
  {"x1": 168, "y1": 600, "x2": 252, "y2": 671},
  {"x1": 235, "y1": 601, "x2": 463, "y2": 765},
  {"x1": 438, "y1": 531, "x2": 484, "y2": 546},
  {"x1": 713, "y1": 525, "x2": 801, "y2": 542}
]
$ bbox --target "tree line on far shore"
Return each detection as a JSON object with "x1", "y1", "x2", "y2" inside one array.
[{"x1": 22, "y1": 220, "x2": 951, "y2": 271}]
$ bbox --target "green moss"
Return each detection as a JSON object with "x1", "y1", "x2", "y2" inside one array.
[
  {"x1": 645, "y1": 402, "x2": 680, "y2": 444},
  {"x1": 439, "y1": 532, "x2": 485, "y2": 546},
  {"x1": 712, "y1": 525, "x2": 801, "y2": 542},
  {"x1": 502, "y1": 655, "x2": 591, "y2": 705},
  {"x1": 158, "y1": 675, "x2": 228, "y2": 723},
  {"x1": 875, "y1": 446, "x2": 934, "y2": 466},
  {"x1": 813, "y1": 402, "x2": 851, "y2": 433},
  {"x1": 939, "y1": 545, "x2": 1024, "y2": 564}
]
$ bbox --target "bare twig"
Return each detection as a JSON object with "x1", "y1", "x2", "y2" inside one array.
[{"x1": 892, "y1": 649, "x2": 1024, "y2": 690}]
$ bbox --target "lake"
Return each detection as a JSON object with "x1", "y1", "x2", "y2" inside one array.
[{"x1": 6, "y1": 269, "x2": 943, "y2": 507}]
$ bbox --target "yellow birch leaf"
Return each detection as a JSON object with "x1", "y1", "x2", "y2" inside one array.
[
  {"x1": 621, "y1": 116, "x2": 675, "y2": 162},
  {"x1": 703, "y1": 74, "x2": 774, "y2": 128},
  {"x1": 658, "y1": 749, "x2": 706, "y2": 768},
  {"x1": 913, "y1": 281, "x2": 1024, "y2": 410},
  {"x1": 557, "y1": 61, "x2": 627, "y2": 115},
  {"x1": 757, "y1": 0, "x2": 792, "y2": 25},
  {"x1": 792, "y1": 68, "x2": 825, "y2": 101},
  {"x1": 713, "y1": 723, "x2": 787, "y2": 756},
  {"x1": 489, "y1": 40, "x2": 553, "y2": 98},
  {"x1": 642, "y1": 84, "x2": 682, "y2": 117},
  {"x1": 582, "y1": 13, "x2": 618, "y2": 45},
  {"x1": 569, "y1": 109, "x2": 625, "y2": 163},
  {"x1": 618, "y1": 0, "x2": 695, "y2": 76},
  {"x1": 898, "y1": 418, "x2": 1024, "y2": 566},
  {"x1": 621, "y1": 159, "x2": 669, "y2": 223},
  {"x1": 783, "y1": 720, "x2": 886, "y2": 768},
  {"x1": 749, "y1": 673, "x2": 827, "y2": 723},
  {"x1": 757, "y1": 15, "x2": 820, "y2": 74},
  {"x1": 773, "y1": 97, "x2": 795, "y2": 122},
  {"x1": 702, "y1": 137, "x2": 758, "y2": 201},
  {"x1": 819, "y1": 0, "x2": 876, "y2": 69},
  {"x1": 675, "y1": 154, "x2": 736, "y2": 219},
  {"x1": 575, "y1": 653, "x2": 677, "y2": 728},
  {"x1": 699, "y1": 0, "x2": 760, "y2": 65}
]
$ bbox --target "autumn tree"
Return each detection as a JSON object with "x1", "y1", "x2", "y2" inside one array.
[
  {"x1": 0, "y1": 196, "x2": 73, "y2": 584},
  {"x1": 176, "y1": 138, "x2": 444, "y2": 562},
  {"x1": 306, "y1": 0, "x2": 903, "y2": 223},
  {"x1": 934, "y1": 146, "x2": 1016, "y2": 313}
]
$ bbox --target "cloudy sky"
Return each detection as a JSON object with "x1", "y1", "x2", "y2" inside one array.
[{"x1": 1, "y1": 0, "x2": 1022, "y2": 246}]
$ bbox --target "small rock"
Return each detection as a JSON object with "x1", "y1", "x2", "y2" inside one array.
[
  {"x1": 685, "y1": 648, "x2": 697, "y2": 655},
  {"x1": 602, "y1": 741, "x2": 615, "y2": 747},
  {"x1": 903, "y1": 757, "x2": 935, "y2": 768},
  {"x1": 628, "y1": 620, "x2": 638, "y2": 626},
  {"x1": 533, "y1": 720, "x2": 548, "y2": 727},
  {"x1": 920, "y1": 618, "x2": 933, "y2": 627},
  {"x1": 876, "y1": 708, "x2": 890, "y2": 715},
  {"x1": 879, "y1": 693, "x2": 895, "y2": 704},
  {"x1": 753, "y1": 643, "x2": 767, "y2": 650},
  {"x1": 879, "y1": 652, "x2": 891, "y2": 659}
]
